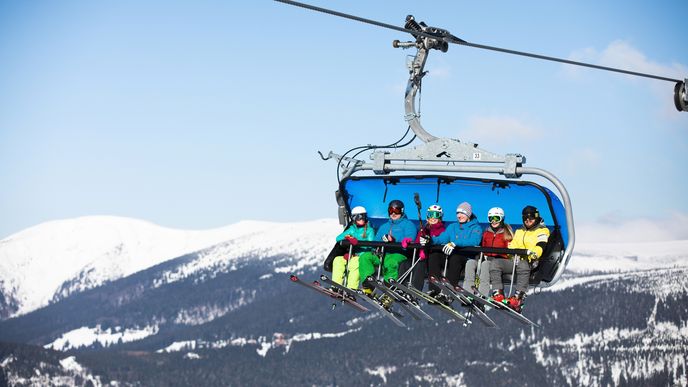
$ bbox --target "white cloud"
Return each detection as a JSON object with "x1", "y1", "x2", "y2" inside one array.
[
  {"x1": 565, "y1": 40, "x2": 688, "y2": 119},
  {"x1": 459, "y1": 116, "x2": 540, "y2": 145},
  {"x1": 567, "y1": 40, "x2": 687, "y2": 80},
  {"x1": 577, "y1": 212, "x2": 688, "y2": 243}
]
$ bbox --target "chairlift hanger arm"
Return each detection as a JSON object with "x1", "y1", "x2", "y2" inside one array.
[{"x1": 275, "y1": 0, "x2": 688, "y2": 111}]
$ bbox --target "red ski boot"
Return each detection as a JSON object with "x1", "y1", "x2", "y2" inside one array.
[
  {"x1": 506, "y1": 291, "x2": 526, "y2": 313},
  {"x1": 491, "y1": 290, "x2": 505, "y2": 304}
]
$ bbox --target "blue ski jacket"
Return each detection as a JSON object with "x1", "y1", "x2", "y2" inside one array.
[
  {"x1": 434, "y1": 216, "x2": 483, "y2": 247},
  {"x1": 374, "y1": 215, "x2": 418, "y2": 242}
]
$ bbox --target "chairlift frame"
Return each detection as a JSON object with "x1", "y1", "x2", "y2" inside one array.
[
  {"x1": 321, "y1": 16, "x2": 575, "y2": 288},
  {"x1": 276, "y1": 0, "x2": 686, "y2": 287}
]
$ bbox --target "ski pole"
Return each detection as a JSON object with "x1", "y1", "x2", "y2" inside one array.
[
  {"x1": 414, "y1": 192, "x2": 426, "y2": 230},
  {"x1": 376, "y1": 246, "x2": 386, "y2": 279},
  {"x1": 476, "y1": 252, "x2": 484, "y2": 295},
  {"x1": 508, "y1": 254, "x2": 519, "y2": 298},
  {"x1": 343, "y1": 243, "x2": 354, "y2": 288},
  {"x1": 408, "y1": 247, "x2": 416, "y2": 286},
  {"x1": 398, "y1": 248, "x2": 419, "y2": 283}
]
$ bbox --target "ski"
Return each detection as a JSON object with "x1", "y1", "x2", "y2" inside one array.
[
  {"x1": 355, "y1": 289, "x2": 407, "y2": 327},
  {"x1": 289, "y1": 275, "x2": 369, "y2": 312},
  {"x1": 319, "y1": 275, "x2": 360, "y2": 300},
  {"x1": 380, "y1": 280, "x2": 434, "y2": 321},
  {"x1": 318, "y1": 275, "x2": 406, "y2": 327},
  {"x1": 387, "y1": 278, "x2": 467, "y2": 323},
  {"x1": 452, "y1": 284, "x2": 539, "y2": 327},
  {"x1": 431, "y1": 277, "x2": 497, "y2": 328},
  {"x1": 363, "y1": 277, "x2": 427, "y2": 321}
]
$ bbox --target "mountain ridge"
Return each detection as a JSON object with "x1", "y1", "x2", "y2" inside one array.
[
  {"x1": 0, "y1": 216, "x2": 340, "y2": 318},
  {"x1": 0, "y1": 216, "x2": 686, "y2": 386}
]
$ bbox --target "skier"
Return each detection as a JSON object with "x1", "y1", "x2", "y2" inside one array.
[
  {"x1": 331, "y1": 206, "x2": 376, "y2": 290},
  {"x1": 490, "y1": 205, "x2": 550, "y2": 313},
  {"x1": 359, "y1": 200, "x2": 417, "y2": 307},
  {"x1": 463, "y1": 207, "x2": 513, "y2": 296},
  {"x1": 429, "y1": 202, "x2": 482, "y2": 303},
  {"x1": 466, "y1": 207, "x2": 514, "y2": 297},
  {"x1": 397, "y1": 204, "x2": 447, "y2": 291}
]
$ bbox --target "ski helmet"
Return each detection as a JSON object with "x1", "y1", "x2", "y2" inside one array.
[
  {"x1": 487, "y1": 207, "x2": 505, "y2": 222},
  {"x1": 427, "y1": 204, "x2": 443, "y2": 219},
  {"x1": 351, "y1": 206, "x2": 367, "y2": 215},
  {"x1": 388, "y1": 199, "x2": 405, "y2": 215},
  {"x1": 522, "y1": 205, "x2": 540, "y2": 221},
  {"x1": 351, "y1": 206, "x2": 367, "y2": 222}
]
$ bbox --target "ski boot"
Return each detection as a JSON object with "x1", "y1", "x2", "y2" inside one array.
[
  {"x1": 378, "y1": 294, "x2": 394, "y2": 310},
  {"x1": 426, "y1": 289, "x2": 442, "y2": 305},
  {"x1": 506, "y1": 291, "x2": 526, "y2": 313},
  {"x1": 329, "y1": 285, "x2": 343, "y2": 295},
  {"x1": 491, "y1": 289, "x2": 506, "y2": 304},
  {"x1": 435, "y1": 293, "x2": 452, "y2": 306},
  {"x1": 394, "y1": 288, "x2": 418, "y2": 306}
]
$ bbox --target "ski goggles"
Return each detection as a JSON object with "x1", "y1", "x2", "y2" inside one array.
[
  {"x1": 427, "y1": 210, "x2": 443, "y2": 219},
  {"x1": 488, "y1": 215, "x2": 502, "y2": 223},
  {"x1": 353, "y1": 213, "x2": 367, "y2": 222},
  {"x1": 388, "y1": 207, "x2": 403, "y2": 215}
]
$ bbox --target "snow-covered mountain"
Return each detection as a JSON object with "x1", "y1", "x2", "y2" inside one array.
[
  {"x1": 0, "y1": 216, "x2": 340, "y2": 318},
  {"x1": 1, "y1": 216, "x2": 687, "y2": 386},
  {"x1": 2, "y1": 215, "x2": 688, "y2": 320}
]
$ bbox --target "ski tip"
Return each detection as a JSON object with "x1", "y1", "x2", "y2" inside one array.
[{"x1": 289, "y1": 275, "x2": 298, "y2": 282}]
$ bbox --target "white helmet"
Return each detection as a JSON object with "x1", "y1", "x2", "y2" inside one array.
[
  {"x1": 427, "y1": 204, "x2": 443, "y2": 218},
  {"x1": 351, "y1": 206, "x2": 367, "y2": 215},
  {"x1": 487, "y1": 207, "x2": 505, "y2": 220}
]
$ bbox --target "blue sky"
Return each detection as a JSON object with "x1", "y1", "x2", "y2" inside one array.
[{"x1": 1, "y1": 1, "x2": 687, "y2": 240}]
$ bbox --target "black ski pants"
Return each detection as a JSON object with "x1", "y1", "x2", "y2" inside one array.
[
  {"x1": 428, "y1": 251, "x2": 470, "y2": 291},
  {"x1": 397, "y1": 255, "x2": 428, "y2": 291}
]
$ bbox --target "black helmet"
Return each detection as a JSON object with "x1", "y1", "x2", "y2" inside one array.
[
  {"x1": 522, "y1": 205, "x2": 540, "y2": 221},
  {"x1": 388, "y1": 199, "x2": 405, "y2": 215}
]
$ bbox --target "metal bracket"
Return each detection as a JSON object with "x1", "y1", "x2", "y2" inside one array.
[{"x1": 380, "y1": 138, "x2": 521, "y2": 164}]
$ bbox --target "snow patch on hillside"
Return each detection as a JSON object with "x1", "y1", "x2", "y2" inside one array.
[
  {"x1": 45, "y1": 324, "x2": 159, "y2": 351},
  {"x1": 530, "y1": 320, "x2": 688, "y2": 386}
]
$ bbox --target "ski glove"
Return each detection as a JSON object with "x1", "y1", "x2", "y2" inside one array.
[
  {"x1": 382, "y1": 234, "x2": 395, "y2": 243},
  {"x1": 419, "y1": 249, "x2": 427, "y2": 261},
  {"x1": 344, "y1": 235, "x2": 358, "y2": 246},
  {"x1": 419, "y1": 235, "x2": 430, "y2": 246},
  {"x1": 526, "y1": 249, "x2": 538, "y2": 262},
  {"x1": 343, "y1": 253, "x2": 350, "y2": 261},
  {"x1": 442, "y1": 242, "x2": 456, "y2": 255},
  {"x1": 401, "y1": 237, "x2": 413, "y2": 249}
]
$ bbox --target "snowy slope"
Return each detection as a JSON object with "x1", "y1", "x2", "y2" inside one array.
[
  {"x1": 1, "y1": 217, "x2": 687, "y2": 386},
  {"x1": 566, "y1": 240, "x2": 688, "y2": 274},
  {"x1": 1, "y1": 215, "x2": 687, "y2": 320},
  {"x1": 0, "y1": 216, "x2": 341, "y2": 318}
]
